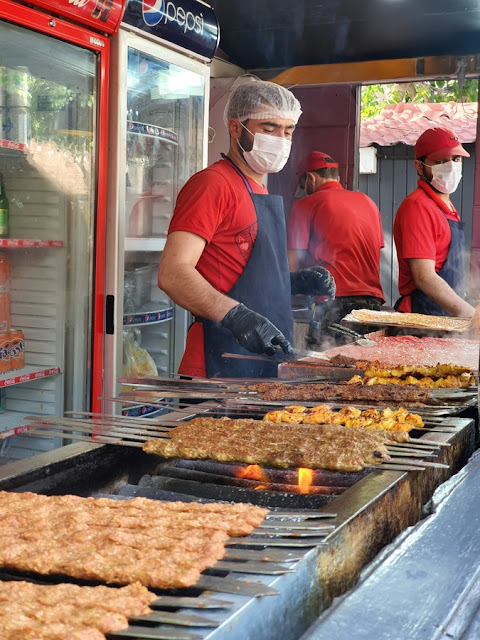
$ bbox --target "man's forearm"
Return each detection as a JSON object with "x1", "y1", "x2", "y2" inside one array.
[
  {"x1": 287, "y1": 249, "x2": 300, "y2": 271},
  {"x1": 414, "y1": 272, "x2": 475, "y2": 317},
  {"x1": 158, "y1": 264, "x2": 238, "y2": 322}
]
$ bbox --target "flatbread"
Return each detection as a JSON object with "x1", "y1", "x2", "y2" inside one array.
[{"x1": 349, "y1": 309, "x2": 472, "y2": 333}]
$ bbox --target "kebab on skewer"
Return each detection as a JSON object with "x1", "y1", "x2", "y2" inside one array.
[
  {"x1": 0, "y1": 491, "x2": 267, "y2": 589},
  {"x1": 0, "y1": 581, "x2": 156, "y2": 640},
  {"x1": 347, "y1": 362, "x2": 476, "y2": 388},
  {"x1": 248, "y1": 381, "x2": 432, "y2": 404},
  {"x1": 142, "y1": 416, "x2": 410, "y2": 473},
  {"x1": 263, "y1": 404, "x2": 424, "y2": 431}
]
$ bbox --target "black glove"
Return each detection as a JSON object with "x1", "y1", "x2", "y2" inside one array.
[
  {"x1": 290, "y1": 266, "x2": 336, "y2": 299},
  {"x1": 220, "y1": 303, "x2": 293, "y2": 357}
]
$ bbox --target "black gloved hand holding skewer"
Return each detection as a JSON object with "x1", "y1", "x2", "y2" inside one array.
[
  {"x1": 290, "y1": 266, "x2": 336, "y2": 299},
  {"x1": 220, "y1": 303, "x2": 293, "y2": 357}
]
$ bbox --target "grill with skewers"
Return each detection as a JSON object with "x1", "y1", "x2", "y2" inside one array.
[{"x1": 0, "y1": 364, "x2": 476, "y2": 640}]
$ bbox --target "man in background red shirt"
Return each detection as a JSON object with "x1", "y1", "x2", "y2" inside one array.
[
  {"x1": 287, "y1": 151, "x2": 384, "y2": 344},
  {"x1": 393, "y1": 127, "x2": 475, "y2": 317}
]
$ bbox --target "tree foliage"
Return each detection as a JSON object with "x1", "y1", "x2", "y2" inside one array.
[{"x1": 361, "y1": 79, "x2": 478, "y2": 120}]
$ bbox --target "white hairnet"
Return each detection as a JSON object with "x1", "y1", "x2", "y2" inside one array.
[{"x1": 223, "y1": 80, "x2": 302, "y2": 127}]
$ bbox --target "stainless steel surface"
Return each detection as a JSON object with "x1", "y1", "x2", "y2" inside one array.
[
  {"x1": 112, "y1": 627, "x2": 202, "y2": 639},
  {"x1": 194, "y1": 576, "x2": 278, "y2": 597},
  {"x1": 300, "y1": 449, "x2": 480, "y2": 640},
  {"x1": 151, "y1": 597, "x2": 232, "y2": 610},
  {"x1": 130, "y1": 612, "x2": 220, "y2": 627}
]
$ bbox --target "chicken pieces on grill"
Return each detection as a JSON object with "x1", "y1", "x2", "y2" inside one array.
[
  {"x1": 347, "y1": 362, "x2": 476, "y2": 388},
  {"x1": 263, "y1": 404, "x2": 423, "y2": 432},
  {"x1": 364, "y1": 363, "x2": 472, "y2": 379}
]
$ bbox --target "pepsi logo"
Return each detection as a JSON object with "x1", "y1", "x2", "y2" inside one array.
[
  {"x1": 142, "y1": 0, "x2": 204, "y2": 34},
  {"x1": 142, "y1": 0, "x2": 165, "y2": 27}
]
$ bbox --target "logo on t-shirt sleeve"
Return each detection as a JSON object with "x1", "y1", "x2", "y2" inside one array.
[{"x1": 235, "y1": 222, "x2": 258, "y2": 262}]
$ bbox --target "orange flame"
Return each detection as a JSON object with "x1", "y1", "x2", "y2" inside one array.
[
  {"x1": 298, "y1": 468, "x2": 314, "y2": 493},
  {"x1": 234, "y1": 464, "x2": 269, "y2": 484}
]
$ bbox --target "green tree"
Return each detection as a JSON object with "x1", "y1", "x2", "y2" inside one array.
[{"x1": 361, "y1": 79, "x2": 478, "y2": 120}]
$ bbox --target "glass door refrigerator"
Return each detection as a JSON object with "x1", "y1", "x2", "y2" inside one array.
[
  {"x1": 104, "y1": 0, "x2": 218, "y2": 416},
  {"x1": 0, "y1": 0, "x2": 121, "y2": 462}
]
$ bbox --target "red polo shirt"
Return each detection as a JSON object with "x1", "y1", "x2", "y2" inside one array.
[
  {"x1": 167, "y1": 158, "x2": 267, "y2": 377},
  {"x1": 393, "y1": 180, "x2": 459, "y2": 311},
  {"x1": 287, "y1": 181, "x2": 385, "y2": 301}
]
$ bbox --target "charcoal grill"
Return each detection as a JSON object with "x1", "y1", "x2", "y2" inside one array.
[{"x1": 0, "y1": 398, "x2": 475, "y2": 640}]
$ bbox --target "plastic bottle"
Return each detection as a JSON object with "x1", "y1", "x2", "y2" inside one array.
[
  {"x1": 0, "y1": 252, "x2": 10, "y2": 335},
  {"x1": 0, "y1": 171, "x2": 8, "y2": 238}
]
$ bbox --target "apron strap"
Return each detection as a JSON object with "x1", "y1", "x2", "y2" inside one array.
[{"x1": 221, "y1": 153, "x2": 255, "y2": 194}]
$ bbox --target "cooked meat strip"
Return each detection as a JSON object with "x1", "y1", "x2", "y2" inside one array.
[
  {"x1": 248, "y1": 382, "x2": 432, "y2": 403},
  {"x1": 0, "y1": 580, "x2": 155, "y2": 640},
  {"x1": 0, "y1": 492, "x2": 268, "y2": 589},
  {"x1": 143, "y1": 417, "x2": 392, "y2": 472}
]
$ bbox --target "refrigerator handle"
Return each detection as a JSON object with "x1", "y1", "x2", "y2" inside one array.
[{"x1": 105, "y1": 295, "x2": 115, "y2": 335}]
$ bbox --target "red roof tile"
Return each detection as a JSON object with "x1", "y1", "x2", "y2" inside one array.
[{"x1": 360, "y1": 102, "x2": 477, "y2": 148}]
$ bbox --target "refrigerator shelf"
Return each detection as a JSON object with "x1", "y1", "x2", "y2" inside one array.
[
  {"x1": 123, "y1": 307, "x2": 173, "y2": 327},
  {"x1": 0, "y1": 139, "x2": 27, "y2": 153},
  {"x1": 0, "y1": 366, "x2": 61, "y2": 388},
  {"x1": 126, "y1": 121, "x2": 178, "y2": 145},
  {"x1": 0, "y1": 239, "x2": 64, "y2": 248},
  {"x1": 125, "y1": 237, "x2": 166, "y2": 252},
  {"x1": 0, "y1": 415, "x2": 33, "y2": 439}
]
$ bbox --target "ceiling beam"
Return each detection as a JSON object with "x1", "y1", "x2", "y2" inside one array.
[{"x1": 269, "y1": 56, "x2": 480, "y2": 87}]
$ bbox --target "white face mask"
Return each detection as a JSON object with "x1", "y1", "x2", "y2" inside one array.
[
  {"x1": 238, "y1": 124, "x2": 292, "y2": 174},
  {"x1": 429, "y1": 160, "x2": 463, "y2": 194}
]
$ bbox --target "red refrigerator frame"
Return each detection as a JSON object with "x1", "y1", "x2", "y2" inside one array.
[{"x1": 0, "y1": 0, "x2": 112, "y2": 412}]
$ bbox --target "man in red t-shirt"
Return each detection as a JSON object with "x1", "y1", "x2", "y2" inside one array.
[
  {"x1": 393, "y1": 127, "x2": 475, "y2": 317},
  {"x1": 157, "y1": 81, "x2": 335, "y2": 378},
  {"x1": 287, "y1": 151, "x2": 384, "y2": 343}
]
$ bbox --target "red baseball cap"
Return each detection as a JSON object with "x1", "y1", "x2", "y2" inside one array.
[
  {"x1": 296, "y1": 151, "x2": 339, "y2": 178},
  {"x1": 414, "y1": 127, "x2": 470, "y2": 161}
]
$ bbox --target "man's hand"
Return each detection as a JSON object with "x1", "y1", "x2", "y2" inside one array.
[
  {"x1": 220, "y1": 303, "x2": 293, "y2": 356},
  {"x1": 290, "y1": 266, "x2": 336, "y2": 298},
  {"x1": 471, "y1": 302, "x2": 480, "y2": 334}
]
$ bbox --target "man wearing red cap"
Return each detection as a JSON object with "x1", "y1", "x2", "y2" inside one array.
[
  {"x1": 287, "y1": 151, "x2": 385, "y2": 342},
  {"x1": 393, "y1": 126, "x2": 475, "y2": 317}
]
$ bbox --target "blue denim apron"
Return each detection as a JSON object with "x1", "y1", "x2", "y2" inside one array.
[
  {"x1": 395, "y1": 217, "x2": 465, "y2": 316},
  {"x1": 200, "y1": 157, "x2": 293, "y2": 378}
]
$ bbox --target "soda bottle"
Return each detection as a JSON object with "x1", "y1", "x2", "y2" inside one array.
[
  {"x1": 0, "y1": 171, "x2": 9, "y2": 238},
  {"x1": 0, "y1": 252, "x2": 10, "y2": 335},
  {"x1": 0, "y1": 252, "x2": 10, "y2": 286}
]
